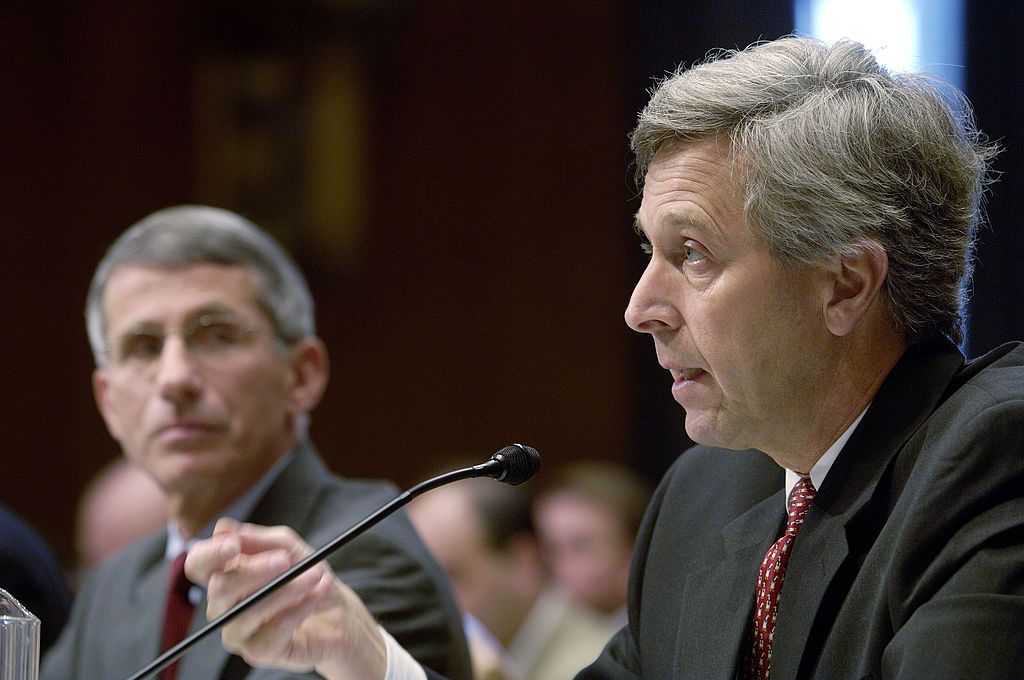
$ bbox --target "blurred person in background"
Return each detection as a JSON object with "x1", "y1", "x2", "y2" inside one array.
[
  {"x1": 408, "y1": 477, "x2": 610, "y2": 680},
  {"x1": 532, "y1": 461, "x2": 653, "y2": 631},
  {"x1": 75, "y1": 457, "x2": 169, "y2": 576},
  {"x1": 0, "y1": 502, "x2": 72, "y2": 654},
  {"x1": 43, "y1": 205, "x2": 471, "y2": 680}
]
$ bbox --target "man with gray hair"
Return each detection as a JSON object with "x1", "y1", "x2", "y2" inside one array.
[
  {"x1": 43, "y1": 206, "x2": 472, "y2": 680},
  {"x1": 186, "y1": 36, "x2": 1024, "y2": 679}
]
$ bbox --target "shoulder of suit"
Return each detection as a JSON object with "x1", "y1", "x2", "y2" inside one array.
[{"x1": 949, "y1": 341, "x2": 1024, "y2": 407}]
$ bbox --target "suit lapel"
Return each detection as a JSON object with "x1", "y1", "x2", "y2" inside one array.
[
  {"x1": 770, "y1": 339, "x2": 965, "y2": 678},
  {"x1": 674, "y1": 491, "x2": 786, "y2": 679},
  {"x1": 246, "y1": 441, "x2": 330, "y2": 530},
  {"x1": 120, "y1": 536, "x2": 174, "y2": 673},
  {"x1": 177, "y1": 595, "x2": 242, "y2": 679},
  {"x1": 768, "y1": 504, "x2": 850, "y2": 678}
]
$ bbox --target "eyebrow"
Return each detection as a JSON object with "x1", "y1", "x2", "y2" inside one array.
[
  {"x1": 115, "y1": 303, "x2": 241, "y2": 337},
  {"x1": 634, "y1": 212, "x2": 713, "y2": 241},
  {"x1": 669, "y1": 212, "x2": 713, "y2": 234}
]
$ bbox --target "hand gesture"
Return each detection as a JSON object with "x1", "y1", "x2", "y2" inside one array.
[{"x1": 184, "y1": 518, "x2": 387, "y2": 680}]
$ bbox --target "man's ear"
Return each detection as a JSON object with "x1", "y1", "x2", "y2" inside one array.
[
  {"x1": 285, "y1": 337, "x2": 330, "y2": 414},
  {"x1": 92, "y1": 368, "x2": 123, "y2": 441},
  {"x1": 824, "y1": 241, "x2": 889, "y2": 337}
]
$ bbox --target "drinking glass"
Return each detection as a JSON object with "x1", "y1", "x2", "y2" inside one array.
[{"x1": 0, "y1": 588, "x2": 39, "y2": 680}]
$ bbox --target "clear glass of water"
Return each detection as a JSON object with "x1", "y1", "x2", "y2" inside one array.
[{"x1": 0, "y1": 588, "x2": 39, "y2": 680}]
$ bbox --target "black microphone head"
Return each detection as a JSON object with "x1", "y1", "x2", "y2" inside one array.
[{"x1": 489, "y1": 444, "x2": 541, "y2": 485}]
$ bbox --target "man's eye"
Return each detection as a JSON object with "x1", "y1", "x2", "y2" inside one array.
[
  {"x1": 190, "y1": 322, "x2": 244, "y2": 351},
  {"x1": 119, "y1": 335, "x2": 162, "y2": 361},
  {"x1": 683, "y1": 245, "x2": 706, "y2": 263}
]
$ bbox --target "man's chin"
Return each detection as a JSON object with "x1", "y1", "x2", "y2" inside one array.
[
  {"x1": 152, "y1": 452, "x2": 228, "y2": 488},
  {"x1": 683, "y1": 415, "x2": 740, "y2": 450}
]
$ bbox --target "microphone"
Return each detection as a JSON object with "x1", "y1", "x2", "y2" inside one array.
[
  {"x1": 464, "y1": 442, "x2": 542, "y2": 485},
  {"x1": 126, "y1": 443, "x2": 540, "y2": 680}
]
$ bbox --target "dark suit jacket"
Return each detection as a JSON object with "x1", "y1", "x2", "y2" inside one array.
[
  {"x1": 43, "y1": 442, "x2": 472, "y2": 680},
  {"x1": 0, "y1": 503, "x2": 72, "y2": 653},
  {"x1": 580, "y1": 338, "x2": 1024, "y2": 679}
]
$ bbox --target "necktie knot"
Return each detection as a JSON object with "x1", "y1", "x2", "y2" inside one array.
[{"x1": 784, "y1": 477, "x2": 816, "y2": 537}]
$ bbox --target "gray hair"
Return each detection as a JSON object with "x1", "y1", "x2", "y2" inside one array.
[
  {"x1": 631, "y1": 36, "x2": 999, "y2": 345},
  {"x1": 86, "y1": 205, "x2": 315, "y2": 365}
]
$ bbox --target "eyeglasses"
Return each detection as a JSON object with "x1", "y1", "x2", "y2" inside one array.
[{"x1": 105, "y1": 313, "x2": 264, "y2": 368}]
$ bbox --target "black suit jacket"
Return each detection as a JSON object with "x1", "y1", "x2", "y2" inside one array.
[
  {"x1": 43, "y1": 442, "x2": 473, "y2": 680},
  {"x1": 0, "y1": 503, "x2": 72, "y2": 653},
  {"x1": 580, "y1": 338, "x2": 1024, "y2": 679}
]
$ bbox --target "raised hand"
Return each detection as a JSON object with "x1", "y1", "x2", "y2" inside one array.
[{"x1": 184, "y1": 518, "x2": 387, "y2": 680}]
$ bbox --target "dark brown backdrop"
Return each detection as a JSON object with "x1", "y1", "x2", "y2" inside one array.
[{"x1": 1, "y1": 1, "x2": 640, "y2": 569}]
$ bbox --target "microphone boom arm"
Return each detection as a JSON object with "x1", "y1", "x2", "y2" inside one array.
[{"x1": 125, "y1": 444, "x2": 538, "y2": 680}]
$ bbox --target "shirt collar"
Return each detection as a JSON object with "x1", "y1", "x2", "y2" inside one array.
[
  {"x1": 164, "y1": 450, "x2": 294, "y2": 560},
  {"x1": 784, "y1": 406, "x2": 869, "y2": 504}
]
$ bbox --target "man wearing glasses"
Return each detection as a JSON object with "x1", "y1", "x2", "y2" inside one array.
[{"x1": 43, "y1": 205, "x2": 472, "y2": 680}]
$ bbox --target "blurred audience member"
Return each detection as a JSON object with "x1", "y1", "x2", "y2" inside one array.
[
  {"x1": 75, "y1": 457, "x2": 169, "y2": 573},
  {"x1": 533, "y1": 461, "x2": 653, "y2": 630},
  {"x1": 0, "y1": 502, "x2": 72, "y2": 653},
  {"x1": 408, "y1": 477, "x2": 610, "y2": 680}
]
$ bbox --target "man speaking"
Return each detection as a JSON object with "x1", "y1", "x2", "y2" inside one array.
[{"x1": 186, "y1": 36, "x2": 1024, "y2": 679}]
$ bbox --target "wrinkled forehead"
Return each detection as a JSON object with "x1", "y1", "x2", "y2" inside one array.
[
  {"x1": 102, "y1": 262, "x2": 264, "y2": 328},
  {"x1": 637, "y1": 139, "x2": 751, "y2": 233},
  {"x1": 643, "y1": 135, "x2": 745, "y2": 184}
]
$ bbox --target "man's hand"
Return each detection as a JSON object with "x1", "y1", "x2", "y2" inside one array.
[{"x1": 184, "y1": 518, "x2": 388, "y2": 680}]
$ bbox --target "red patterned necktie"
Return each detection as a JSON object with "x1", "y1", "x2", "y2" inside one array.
[
  {"x1": 160, "y1": 551, "x2": 195, "y2": 680},
  {"x1": 744, "y1": 477, "x2": 817, "y2": 680}
]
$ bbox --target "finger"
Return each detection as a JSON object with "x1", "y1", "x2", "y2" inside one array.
[
  {"x1": 212, "y1": 517, "x2": 242, "y2": 536},
  {"x1": 184, "y1": 532, "x2": 242, "y2": 584},
  {"x1": 228, "y1": 523, "x2": 313, "y2": 561},
  {"x1": 206, "y1": 548, "x2": 293, "y2": 619},
  {"x1": 219, "y1": 565, "x2": 328, "y2": 654},
  {"x1": 226, "y1": 574, "x2": 333, "y2": 671}
]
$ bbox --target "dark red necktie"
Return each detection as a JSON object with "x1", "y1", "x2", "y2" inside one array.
[
  {"x1": 744, "y1": 477, "x2": 817, "y2": 680},
  {"x1": 160, "y1": 551, "x2": 195, "y2": 680}
]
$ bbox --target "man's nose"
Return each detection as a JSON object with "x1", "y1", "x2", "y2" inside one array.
[
  {"x1": 156, "y1": 334, "x2": 202, "y2": 403},
  {"x1": 624, "y1": 261, "x2": 679, "y2": 333}
]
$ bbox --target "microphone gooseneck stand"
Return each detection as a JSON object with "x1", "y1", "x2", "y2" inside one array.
[{"x1": 125, "y1": 443, "x2": 540, "y2": 680}]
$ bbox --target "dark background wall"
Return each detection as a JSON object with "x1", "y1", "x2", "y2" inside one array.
[
  {"x1": 963, "y1": 2, "x2": 1024, "y2": 357},
  {"x1": 1, "y1": 1, "x2": 1019, "y2": 572}
]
